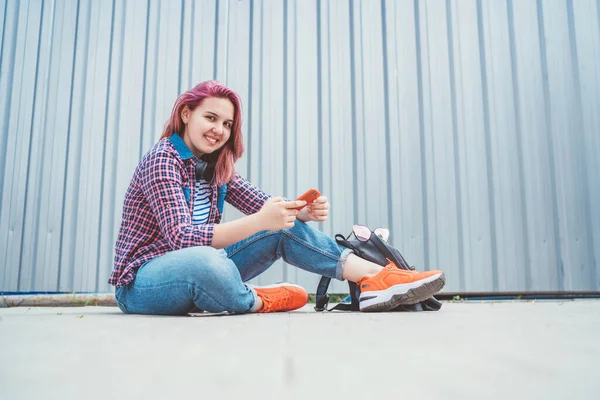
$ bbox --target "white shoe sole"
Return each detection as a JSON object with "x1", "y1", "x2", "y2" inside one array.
[{"x1": 359, "y1": 272, "x2": 446, "y2": 312}]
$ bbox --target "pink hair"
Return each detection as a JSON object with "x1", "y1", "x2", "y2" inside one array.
[{"x1": 160, "y1": 80, "x2": 244, "y2": 186}]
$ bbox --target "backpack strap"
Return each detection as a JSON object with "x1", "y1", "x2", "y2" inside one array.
[
  {"x1": 314, "y1": 275, "x2": 331, "y2": 311},
  {"x1": 334, "y1": 233, "x2": 354, "y2": 249},
  {"x1": 314, "y1": 276, "x2": 361, "y2": 312},
  {"x1": 421, "y1": 297, "x2": 443, "y2": 311},
  {"x1": 315, "y1": 234, "x2": 352, "y2": 311},
  {"x1": 348, "y1": 281, "x2": 361, "y2": 311}
]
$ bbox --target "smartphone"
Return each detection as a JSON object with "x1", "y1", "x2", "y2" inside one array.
[{"x1": 294, "y1": 188, "x2": 321, "y2": 210}]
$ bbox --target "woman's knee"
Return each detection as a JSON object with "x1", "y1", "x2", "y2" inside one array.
[
  {"x1": 172, "y1": 246, "x2": 239, "y2": 284},
  {"x1": 175, "y1": 249, "x2": 253, "y2": 313},
  {"x1": 285, "y1": 219, "x2": 314, "y2": 239},
  {"x1": 265, "y1": 220, "x2": 308, "y2": 239}
]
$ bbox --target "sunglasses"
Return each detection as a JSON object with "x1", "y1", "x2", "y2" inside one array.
[{"x1": 352, "y1": 225, "x2": 389, "y2": 243}]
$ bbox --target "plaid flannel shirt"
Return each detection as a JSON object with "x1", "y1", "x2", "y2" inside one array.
[{"x1": 109, "y1": 133, "x2": 271, "y2": 287}]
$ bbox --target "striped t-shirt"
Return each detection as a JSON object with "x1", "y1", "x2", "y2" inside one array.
[{"x1": 192, "y1": 179, "x2": 212, "y2": 225}]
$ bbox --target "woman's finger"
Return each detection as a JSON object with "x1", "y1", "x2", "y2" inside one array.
[
  {"x1": 284, "y1": 200, "x2": 306, "y2": 209},
  {"x1": 313, "y1": 195, "x2": 328, "y2": 204},
  {"x1": 311, "y1": 209, "x2": 328, "y2": 216}
]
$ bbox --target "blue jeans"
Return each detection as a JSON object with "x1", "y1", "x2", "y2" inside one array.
[{"x1": 115, "y1": 220, "x2": 351, "y2": 315}]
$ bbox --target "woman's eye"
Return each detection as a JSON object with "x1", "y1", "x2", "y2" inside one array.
[
  {"x1": 206, "y1": 115, "x2": 215, "y2": 121},
  {"x1": 224, "y1": 122, "x2": 232, "y2": 129}
]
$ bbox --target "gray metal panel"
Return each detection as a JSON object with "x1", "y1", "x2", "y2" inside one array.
[
  {"x1": 573, "y1": 0, "x2": 600, "y2": 292},
  {"x1": 543, "y1": 0, "x2": 596, "y2": 291},
  {"x1": 1, "y1": 0, "x2": 599, "y2": 294},
  {"x1": 480, "y1": 0, "x2": 528, "y2": 292},
  {"x1": 453, "y1": 0, "x2": 496, "y2": 292},
  {"x1": 419, "y1": 1, "x2": 464, "y2": 290},
  {"x1": 510, "y1": 0, "x2": 559, "y2": 291},
  {"x1": 1, "y1": 0, "x2": 46, "y2": 291}
]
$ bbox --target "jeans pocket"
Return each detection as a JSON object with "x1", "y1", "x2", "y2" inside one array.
[{"x1": 115, "y1": 287, "x2": 129, "y2": 314}]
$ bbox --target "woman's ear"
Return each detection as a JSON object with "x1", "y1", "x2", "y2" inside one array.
[{"x1": 181, "y1": 106, "x2": 190, "y2": 124}]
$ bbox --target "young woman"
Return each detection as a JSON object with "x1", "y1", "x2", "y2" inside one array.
[{"x1": 110, "y1": 80, "x2": 445, "y2": 315}]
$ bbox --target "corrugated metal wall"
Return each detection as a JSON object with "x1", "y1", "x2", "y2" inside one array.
[{"x1": 1, "y1": 0, "x2": 599, "y2": 294}]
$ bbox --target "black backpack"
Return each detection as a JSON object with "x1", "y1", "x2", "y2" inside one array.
[{"x1": 315, "y1": 226, "x2": 443, "y2": 312}]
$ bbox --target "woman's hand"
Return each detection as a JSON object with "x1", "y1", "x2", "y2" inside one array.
[
  {"x1": 297, "y1": 196, "x2": 330, "y2": 223},
  {"x1": 255, "y1": 197, "x2": 306, "y2": 230}
]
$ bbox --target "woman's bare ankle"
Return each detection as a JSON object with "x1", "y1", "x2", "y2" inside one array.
[{"x1": 341, "y1": 253, "x2": 383, "y2": 282}]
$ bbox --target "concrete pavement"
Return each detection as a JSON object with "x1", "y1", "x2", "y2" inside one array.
[{"x1": 1, "y1": 300, "x2": 599, "y2": 399}]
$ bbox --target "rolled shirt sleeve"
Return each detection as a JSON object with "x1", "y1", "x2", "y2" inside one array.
[{"x1": 225, "y1": 173, "x2": 272, "y2": 215}]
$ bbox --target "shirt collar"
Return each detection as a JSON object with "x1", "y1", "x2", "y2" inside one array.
[{"x1": 169, "y1": 133, "x2": 195, "y2": 160}]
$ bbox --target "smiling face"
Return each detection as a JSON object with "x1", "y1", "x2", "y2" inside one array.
[{"x1": 180, "y1": 96, "x2": 235, "y2": 158}]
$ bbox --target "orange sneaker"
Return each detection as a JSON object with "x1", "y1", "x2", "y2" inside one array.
[
  {"x1": 255, "y1": 283, "x2": 308, "y2": 313},
  {"x1": 358, "y1": 263, "x2": 445, "y2": 312}
]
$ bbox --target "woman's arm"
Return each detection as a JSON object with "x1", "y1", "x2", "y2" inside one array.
[
  {"x1": 211, "y1": 214, "x2": 262, "y2": 249},
  {"x1": 140, "y1": 155, "x2": 306, "y2": 250},
  {"x1": 211, "y1": 197, "x2": 307, "y2": 249}
]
